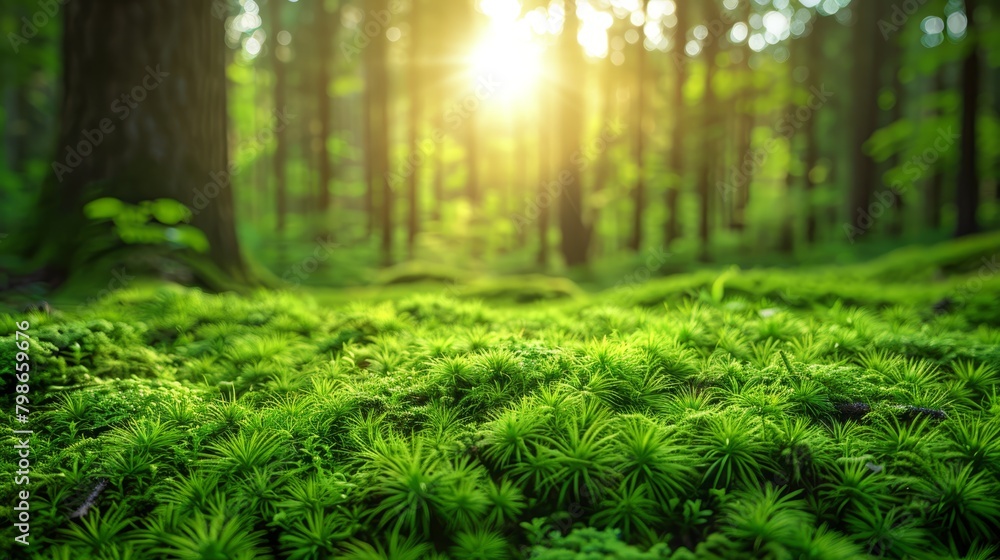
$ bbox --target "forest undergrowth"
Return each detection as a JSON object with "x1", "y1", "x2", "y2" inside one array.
[{"x1": 2, "y1": 241, "x2": 1000, "y2": 559}]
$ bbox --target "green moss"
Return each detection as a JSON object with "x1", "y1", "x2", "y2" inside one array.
[{"x1": 2, "y1": 256, "x2": 999, "y2": 558}]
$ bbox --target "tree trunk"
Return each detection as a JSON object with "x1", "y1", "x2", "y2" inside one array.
[
  {"x1": 848, "y1": 0, "x2": 881, "y2": 234},
  {"x1": 316, "y1": 1, "x2": 334, "y2": 228},
  {"x1": 374, "y1": 0, "x2": 393, "y2": 264},
  {"x1": 696, "y1": 3, "x2": 719, "y2": 261},
  {"x1": 887, "y1": 41, "x2": 905, "y2": 238},
  {"x1": 628, "y1": 0, "x2": 647, "y2": 252},
  {"x1": 589, "y1": 58, "x2": 617, "y2": 258},
  {"x1": 665, "y1": 3, "x2": 687, "y2": 248},
  {"x1": 25, "y1": 0, "x2": 247, "y2": 283},
  {"x1": 537, "y1": 62, "x2": 552, "y2": 268},
  {"x1": 803, "y1": 17, "x2": 823, "y2": 244},
  {"x1": 407, "y1": 0, "x2": 422, "y2": 258},
  {"x1": 955, "y1": 0, "x2": 980, "y2": 237},
  {"x1": 924, "y1": 70, "x2": 946, "y2": 230},
  {"x1": 558, "y1": 1, "x2": 589, "y2": 267},
  {"x1": 363, "y1": 17, "x2": 377, "y2": 240},
  {"x1": 270, "y1": 0, "x2": 288, "y2": 236}
]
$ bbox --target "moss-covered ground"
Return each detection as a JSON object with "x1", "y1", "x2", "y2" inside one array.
[{"x1": 2, "y1": 235, "x2": 1000, "y2": 559}]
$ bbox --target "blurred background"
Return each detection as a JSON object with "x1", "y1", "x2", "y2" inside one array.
[{"x1": 0, "y1": 0, "x2": 998, "y2": 290}]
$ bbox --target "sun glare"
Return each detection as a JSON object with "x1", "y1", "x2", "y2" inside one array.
[
  {"x1": 469, "y1": 0, "x2": 543, "y2": 102},
  {"x1": 469, "y1": 28, "x2": 543, "y2": 100}
]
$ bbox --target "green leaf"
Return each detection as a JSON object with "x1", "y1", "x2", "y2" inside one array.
[
  {"x1": 83, "y1": 197, "x2": 125, "y2": 220},
  {"x1": 167, "y1": 225, "x2": 210, "y2": 253},
  {"x1": 150, "y1": 198, "x2": 192, "y2": 225},
  {"x1": 712, "y1": 266, "x2": 739, "y2": 303}
]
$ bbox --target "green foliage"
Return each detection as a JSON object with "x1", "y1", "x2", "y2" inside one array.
[
  {"x1": 2, "y1": 266, "x2": 1000, "y2": 557},
  {"x1": 529, "y1": 527, "x2": 671, "y2": 559},
  {"x1": 84, "y1": 197, "x2": 209, "y2": 253}
]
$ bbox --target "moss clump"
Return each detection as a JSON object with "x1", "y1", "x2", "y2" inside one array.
[{"x1": 2, "y1": 260, "x2": 999, "y2": 559}]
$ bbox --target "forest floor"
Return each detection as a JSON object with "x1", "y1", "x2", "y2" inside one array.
[{"x1": 2, "y1": 232, "x2": 1000, "y2": 559}]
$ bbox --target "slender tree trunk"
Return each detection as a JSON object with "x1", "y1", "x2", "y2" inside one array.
[
  {"x1": 515, "y1": 104, "x2": 530, "y2": 249},
  {"x1": 433, "y1": 109, "x2": 444, "y2": 222},
  {"x1": 803, "y1": 18, "x2": 823, "y2": 244},
  {"x1": 270, "y1": 0, "x2": 288, "y2": 236},
  {"x1": 696, "y1": 3, "x2": 719, "y2": 261},
  {"x1": 730, "y1": 67, "x2": 753, "y2": 233},
  {"x1": 537, "y1": 65, "x2": 552, "y2": 268},
  {"x1": 628, "y1": 0, "x2": 647, "y2": 252},
  {"x1": 363, "y1": 19, "x2": 376, "y2": 240},
  {"x1": 883, "y1": 29, "x2": 906, "y2": 238},
  {"x1": 666, "y1": 4, "x2": 687, "y2": 248},
  {"x1": 558, "y1": 2, "x2": 590, "y2": 267},
  {"x1": 955, "y1": 0, "x2": 980, "y2": 237},
  {"x1": 848, "y1": 0, "x2": 881, "y2": 234},
  {"x1": 466, "y1": 114, "x2": 479, "y2": 209},
  {"x1": 407, "y1": 1, "x2": 422, "y2": 258},
  {"x1": 589, "y1": 59, "x2": 617, "y2": 257},
  {"x1": 924, "y1": 71, "x2": 946, "y2": 230},
  {"x1": 374, "y1": 0, "x2": 392, "y2": 264},
  {"x1": 316, "y1": 1, "x2": 334, "y2": 230}
]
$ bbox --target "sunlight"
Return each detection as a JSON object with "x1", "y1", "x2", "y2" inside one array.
[{"x1": 469, "y1": 2, "x2": 544, "y2": 101}]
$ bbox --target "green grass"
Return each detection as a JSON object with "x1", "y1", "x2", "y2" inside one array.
[{"x1": 2, "y1": 242, "x2": 1000, "y2": 559}]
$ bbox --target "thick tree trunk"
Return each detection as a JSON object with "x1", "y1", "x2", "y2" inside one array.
[
  {"x1": 26, "y1": 0, "x2": 247, "y2": 283},
  {"x1": 955, "y1": 0, "x2": 980, "y2": 237}
]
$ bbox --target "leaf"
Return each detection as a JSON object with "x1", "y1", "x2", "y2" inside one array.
[
  {"x1": 712, "y1": 266, "x2": 739, "y2": 303},
  {"x1": 166, "y1": 225, "x2": 210, "y2": 253},
  {"x1": 150, "y1": 198, "x2": 192, "y2": 225},
  {"x1": 83, "y1": 197, "x2": 125, "y2": 220}
]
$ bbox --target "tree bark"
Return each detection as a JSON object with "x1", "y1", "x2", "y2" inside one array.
[
  {"x1": 665, "y1": 3, "x2": 687, "y2": 248},
  {"x1": 25, "y1": 0, "x2": 248, "y2": 283},
  {"x1": 407, "y1": 0, "x2": 422, "y2": 258},
  {"x1": 696, "y1": 2, "x2": 719, "y2": 261},
  {"x1": 847, "y1": 0, "x2": 881, "y2": 234},
  {"x1": 316, "y1": 0, "x2": 335, "y2": 226},
  {"x1": 955, "y1": 0, "x2": 980, "y2": 237},
  {"x1": 557, "y1": 1, "x2": 590, "y2": 267},
  {"x1": 270, "y1": 0, "x2": 288, "y2": 236},
  {"x1": 628, "y1": 0, "x2": 647, "y2": 252}
]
